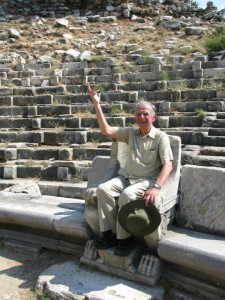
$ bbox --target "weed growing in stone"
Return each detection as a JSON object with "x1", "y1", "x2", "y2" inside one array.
[{"x1": 195, "y1": 108, "x2": 206, "y2": 119}]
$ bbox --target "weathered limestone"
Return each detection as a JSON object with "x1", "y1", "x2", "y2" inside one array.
[
  {"x1": 0, "y1": 185, "x2": 91, "y2": 242},
  {"x1": 158, "y1": 227, "x2": 225, "y2": 298},
  {"x1": 176, "y1": 165, "x2": 225, "y2": 235},
  {"x1": 36, "y1": 260, "x2": 164, "y2": 300}
]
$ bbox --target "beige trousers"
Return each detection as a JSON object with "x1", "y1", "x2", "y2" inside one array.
[{"x1": 96, "y1": 175, "x2": 155, "y2": 240}]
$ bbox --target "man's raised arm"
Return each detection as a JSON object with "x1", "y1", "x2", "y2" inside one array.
[{"x1": 87, "y1": 83, "x2": 116, "y2": 139}]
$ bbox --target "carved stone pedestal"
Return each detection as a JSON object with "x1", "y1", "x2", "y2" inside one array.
[{"x1": 80, "y1": 240, "x2": 162, "y2": 286}]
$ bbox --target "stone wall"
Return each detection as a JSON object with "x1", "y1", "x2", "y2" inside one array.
[{"x1": 0, "y1": 0, "x2": 206, "y2": 18}]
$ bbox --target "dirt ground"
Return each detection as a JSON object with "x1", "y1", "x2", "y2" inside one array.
[{"x1": 0, "y1": 240, "x2": 76, "y2": 300}]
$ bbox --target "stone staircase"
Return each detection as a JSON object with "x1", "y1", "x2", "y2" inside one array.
[{"x1": 0, "y1": 56, "x2": 225, "y2": 186}]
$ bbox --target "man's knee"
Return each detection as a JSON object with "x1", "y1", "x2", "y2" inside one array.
[
  {"x1": 96, "y1": 182, "x2": 109, "y2": 198},
  {"x1": 120, "y1": 189, "x2": 132, "y2": 203}
]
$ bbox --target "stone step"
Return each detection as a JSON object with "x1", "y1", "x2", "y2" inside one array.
[
  {"x1": 0, "y1": 95, "x2": 54, "y2": 106},
  {"x1": 0, "y1": 188, "x2": 90, "y2": 253},
  {"x1": 158, "y1": 226, "x2": 225, "y2": 298},
  {"x1": 194, "y1": 155, "x2": 225, "y2": 167},
  {"x1": 0, "y1": 88, "x2": 223, "y2": 110},
  {"x1": 0, "y1": 144, "x2": 111, "y2": 162},
  {"x1": 181, "y1": 145, "x2": 225, "y2": 167},
  {"x1": 208, "y1": 128, "x2": 225, "y2": 136},
  {"x1": 0, "y1": 113, "x2": 209, "y2": 130},
  {"x1": 204, "y1": 136, "x2": 225, "y2": 147},
  {"x1": 171, "y1": 100, "x2": 225, "y2": 113},
  {"x1": 200, "y1": 146, "x2": 225, "y2": 156},
  {"x1": 0, "y1": 130, "x2": 90, "y2": 145},
  {"x1": 182, "y1": 154, "x2": 225, "y2": 168},
  {"x1": 0, "y1": 129, "x2": 110, "y2": 146},
  {"x1": 211, "y1": 119, "x2": 225, "y2": 127},
  {"x1": 0, "y1": 159, "x2": 92, "y2": 181},
  {"x1": 0, "y1": 178, "x2": 86, "y2": 199},
  {"x1": 217, "y1": 112, "x2": 225, "y2": 119}
]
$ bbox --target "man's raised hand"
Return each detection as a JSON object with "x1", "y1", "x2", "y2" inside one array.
[{"x1": 87, "y1": 82, "x2": 100, "y2": 105}]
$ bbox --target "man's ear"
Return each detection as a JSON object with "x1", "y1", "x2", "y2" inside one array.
[{"x1": 152, "y1": 114, "x2": 157, "y2": 122}]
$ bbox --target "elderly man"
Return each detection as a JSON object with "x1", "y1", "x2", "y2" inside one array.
[{"x1": 87, "y1": 83, "x2": 173, "y2": 256}]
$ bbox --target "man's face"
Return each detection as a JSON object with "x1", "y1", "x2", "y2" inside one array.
[{"x1": 135, "y1": 105, "x2": 156, "y2": 131}]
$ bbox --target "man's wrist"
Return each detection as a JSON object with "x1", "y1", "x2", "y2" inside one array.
[{"x1": 153, "y1": 183, "x2": 161, "y2": 189}]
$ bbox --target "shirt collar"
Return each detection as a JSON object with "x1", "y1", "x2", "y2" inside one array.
[{"x1": 135, "y1": 125, "x2": 156, "y2": 138}]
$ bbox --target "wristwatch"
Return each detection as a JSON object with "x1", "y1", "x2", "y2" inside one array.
[{"x1": 153, "y1": 183, "x2": 161, "y2": 189}]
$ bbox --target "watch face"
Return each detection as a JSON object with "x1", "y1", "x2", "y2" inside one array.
[{"x1": 154, "y1": 183, "x2": 161, "y2": 189}]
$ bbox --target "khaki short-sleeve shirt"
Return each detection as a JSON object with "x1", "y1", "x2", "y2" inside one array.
[{"x1": 115, "y1": 126, "x2": 173, "y2": 181}]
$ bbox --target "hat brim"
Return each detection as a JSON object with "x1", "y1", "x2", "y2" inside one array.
[{"x1": 118, "y1": 200, "x2": 161, "y2": 236}]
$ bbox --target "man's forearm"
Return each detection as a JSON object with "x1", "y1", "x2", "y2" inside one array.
[
  {"x1": 155, "y1": 161, "x2": 173, "y2": 187},
  {"x1": 94, "y1": 102, "x2": 110, "y2": 135}
]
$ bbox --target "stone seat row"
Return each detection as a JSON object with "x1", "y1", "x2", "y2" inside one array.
[
  {"x1": 0, "y1": 146, "x2": 225, "y2": 184},
  {"x1": 0, "y1": 139, "x2": 225, "y2": 166},
  {"x1": 0, "y1": 85, "x2": 225, "y2": 103},
  {"x1": 0, "y1": 144, "x2": 111, "y2": 162},
  {"x1": 2, "y1": 57, "x2": 225, "y2": 73},
  {"x1": 0, "y1": 133, "x2": 225, "y2": 182},
  {"x1": 0, "y1": 69, "x2": 222, "y2": 88},
  {"x1": 0, "y1": 159, "x2": 91, "y2": 181},
  {"x1": 0, "y1": 114, "x2": 224, "y2": 143},
  {"x1": 0, "y1": 87, "x2": 224, "y2": 105},
  {"x1": 2, "y1": 58, "x2": 225, "y2": 85},
  {"x1": 0, "y1": 109, "x2": 223, "y2": 129},
  {"x1": 0, "y1": 187, "x2": 90, "y2": 255}
]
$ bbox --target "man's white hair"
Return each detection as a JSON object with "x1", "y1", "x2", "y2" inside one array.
[{"x1": 135, "y1": 100, "x2": 156, "y2": 114}]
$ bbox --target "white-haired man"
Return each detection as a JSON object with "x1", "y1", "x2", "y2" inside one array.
[{"x1": 87, "y1": 83, "x2": 173, "y2": 256}]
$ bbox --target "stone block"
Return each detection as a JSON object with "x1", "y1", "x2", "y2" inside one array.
[
  {"x1": 39, "y1": 183, "x2": 59, "y2": 196},
  {"x1": 0, "y1": 87, "x2": 13, "y2": 96},
  {"x1": 35, "y1": 86, "x2": 65, "y2": 95},
  {"x1": 17, "y1": 166, "x2": 42, "y2": 178},
  {"x1": 3, "y1": 166, "x2": 17, "y2": 179},
  {"x1": 57, "y1": 167, "x2": 71, "y2": 181},
  {"x1": 157, "y1": 116, "x2": 169, "y2": 128},
  {"x1": 176, "y1": 165, "x2": 225, "y2": 236},
  {"x1": 4, "y1": 149, "x2": 17, "y2": 160},
  {"x1": 13, "y1": 87, "x2": 34, "y2": 96},
  {"x1": 32, "y1": 118, "x2": 41, "y2": 129},
  {"x1": 49, "y1": 76, "x2": 59, "y2": 86},
  {"x1": 13, "y1": 95, "x2": 53, "y2": 106},
  {"x1": 81, "y1": 117, "x2": 99, "y2": 128},
  {"x1": 217, "y1": 89, "x2": 225, "y2": 98},
  {"x1": 111, "y1": 73, "x2": 121, "y2": 83},
  {"x1": 30, "y1": 78, "x2": 42, "y2": 86},
  {"x1": 17, "y1": 148, "x2": 34, "y2": 159},
  {"x1": 18, "y1": 132, "x2": 44, "y2": 143},
  {"x1": 157, "y1": 81, "x2": 167, "y2": 90},
  {"x1": 32, "y1": 149, "x2": 58, "y2": 160},
  {"x1": 58, "y1": 148, "x2": 73, "y2": 160},
  {"x1": 167, "y1": 56, "x2": 184, "y2": 64},
  {"x1": 21, "y1": 77, "x2": 30, "y2": 87},
  {"x1": 129, "y1": 91, "x2": 138, "y2": 102},
  {"x1": 0, "y1": 96, "x2": 13, "y2": 106},
  {"x1": 59, "y1": 183, "x2": 86, "y2": 199},
  {"x1": 95, "y1": 74, "x2": 112, "y2": 83},
  {"x1": 0, "y1": 132, "x2": 18, "y2": 143},
  {"x1": 159, "y1": 102, "x2": 170, "y2": 113},
  {"x1": 12, "y1": 118, "x2": 32, "y2": 129},
  {"x1": 192, "y1": 61, "x2": 201, "y2": 69},
  {"x1": 158, "y1": 226, "x2": 225, "y2": 283},
  {"x1": 37, "y1": 105, "x2": 71, "y2": 116}
]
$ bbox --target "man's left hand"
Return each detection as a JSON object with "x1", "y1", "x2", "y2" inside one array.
[{"x1": 142, "y1": 188, "x2": 160, "y2": 206}]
